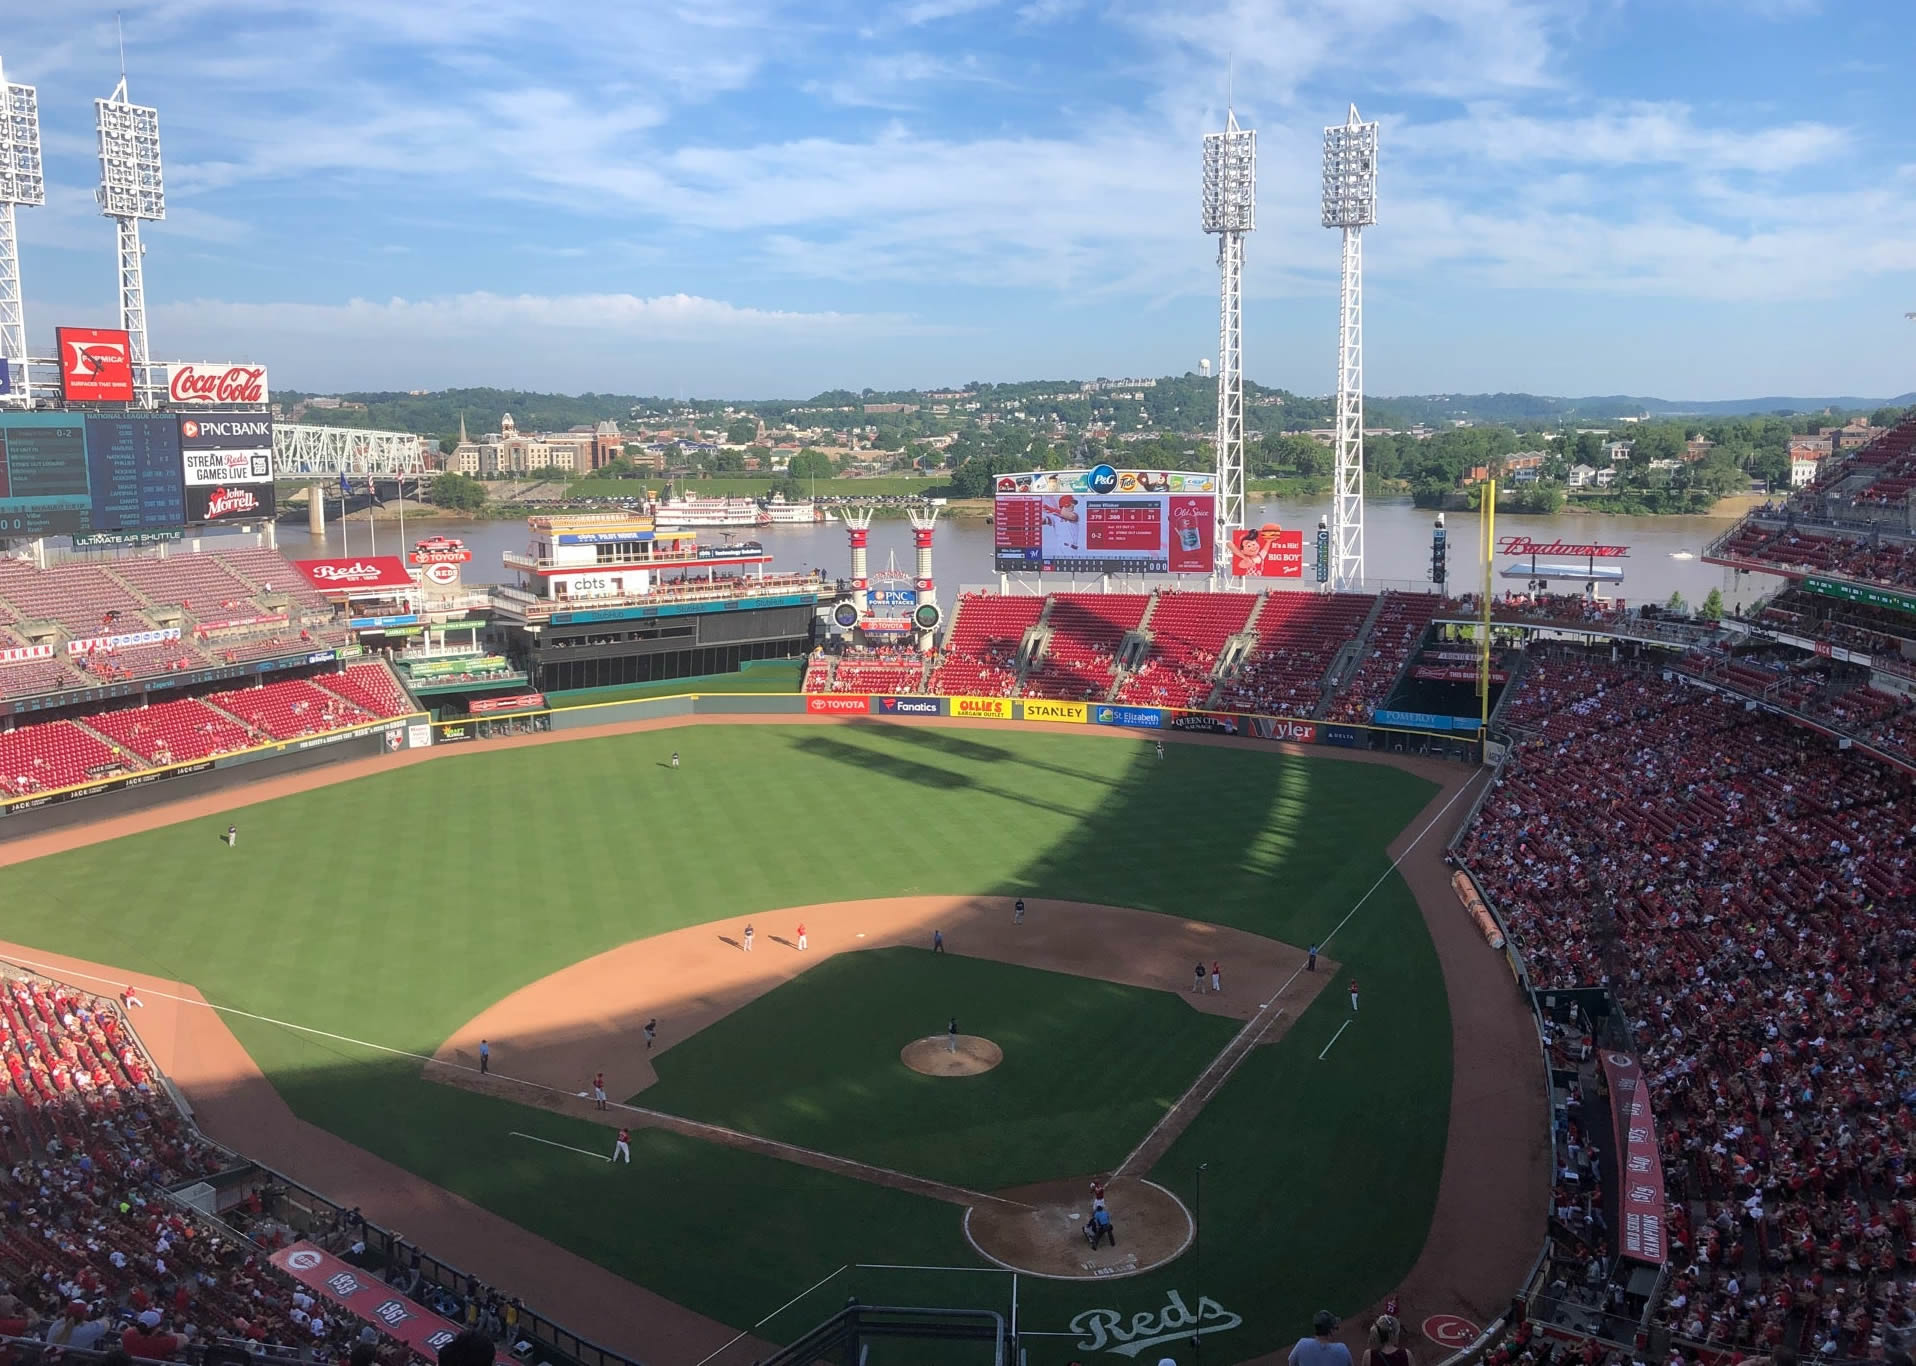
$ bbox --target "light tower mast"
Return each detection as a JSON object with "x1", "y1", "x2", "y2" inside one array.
[
  {"x1": 1202, "y1": 108, "x2": 1255, "y2": 572},
  {"x1": 0, "y1": 57, "x2": 44, "y2": 407},
  {"x1": 1322, "y1": 104, "x2": 1378, "y2": 592},
  {"x1": 95, "y1": 71, "x2": 165, "y2": 407}
]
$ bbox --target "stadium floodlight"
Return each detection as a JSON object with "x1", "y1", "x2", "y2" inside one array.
[
  {"x1": 0, "y1": 56, "x2": 44, "y2": 407},
  {"x1": 96, "y1": 74, "x2": 165, "y2": 405},
  {"x1": 1323, "y1": 104, "x2": 1378, "y2": 592},
  {"x1": 1202, "y1": 109, "x2": 1256, "y2": 572}
]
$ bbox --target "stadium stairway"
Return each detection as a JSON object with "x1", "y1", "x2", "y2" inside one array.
[
  {"x1": 1201, "y1": 591, "x2": 1271, "y2": 709},
  {"x1": 1312, "y1": 593, "x2": 1389, "y2": 717}
]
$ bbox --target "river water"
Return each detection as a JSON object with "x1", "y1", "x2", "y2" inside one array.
[{"x1": 288, "y1": 496, "x2": 1776, "y2": 609}]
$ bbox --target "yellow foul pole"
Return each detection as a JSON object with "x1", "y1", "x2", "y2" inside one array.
[{"x1": 1479, "y1": 479, "x2": 1495, "y2": 750}]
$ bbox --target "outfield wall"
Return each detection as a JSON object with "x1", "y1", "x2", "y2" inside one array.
[{"x1": 0, "y1": 712, "x2": 430, "y2": 834}]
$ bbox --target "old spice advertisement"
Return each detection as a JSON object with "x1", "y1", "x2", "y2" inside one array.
[{"x1": 168, "y1": 363, "x2": 269, "y2": 405}]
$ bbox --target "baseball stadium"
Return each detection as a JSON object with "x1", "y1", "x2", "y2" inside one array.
[{"x1": 6, "y1": 43, "x2": 1916, "y2": 1366}]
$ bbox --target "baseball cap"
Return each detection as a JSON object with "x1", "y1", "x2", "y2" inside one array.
[{"x1": 1313, "y1": 1310, "x2": 1340, "y2": 1334}]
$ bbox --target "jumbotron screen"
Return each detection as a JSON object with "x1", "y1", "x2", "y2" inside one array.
[{"x1": 993, "y1": 467, "x2": 1216, "y2": 574}]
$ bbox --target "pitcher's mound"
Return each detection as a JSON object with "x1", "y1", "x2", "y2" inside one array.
[
  {"x1": 965, "y1": 1177, "x2": 1191, "y2": 1280},
  {"x1": 902, "y1": 1034, "x2": 1003, "y2": 1076}
]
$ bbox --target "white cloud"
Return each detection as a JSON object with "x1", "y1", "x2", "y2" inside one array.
[
  {"x1": 1399, "y1": 102, "x2": 1846, "y2": 173},
  {"x1": 897, "y1": 0, "x2": 1004, "y2": 24}
]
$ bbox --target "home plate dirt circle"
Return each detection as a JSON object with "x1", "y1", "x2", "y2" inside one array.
[
  {"x1": 901, "y1": 1034, "x2": 1003, "y2": 1076},
  {"x1": 964, "y1": 1177, "x2": 1192, "y2": 1280}
]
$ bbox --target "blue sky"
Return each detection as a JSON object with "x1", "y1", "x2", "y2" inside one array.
[{"x1": 7, "y1": 1, "x2": 1914, "y2": 400}]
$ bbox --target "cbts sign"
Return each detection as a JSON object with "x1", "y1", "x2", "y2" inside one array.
[
  {"x1": 56, "y1": 326, "x2": 136, "y2": 402},
  {"x1": 167, "y1": 363, "x2": 269, "y2": 406}
]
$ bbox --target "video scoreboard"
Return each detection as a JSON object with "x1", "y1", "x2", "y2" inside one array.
[{"x1": 993, "y1": 466, "x2": 1217, "y2": 575}]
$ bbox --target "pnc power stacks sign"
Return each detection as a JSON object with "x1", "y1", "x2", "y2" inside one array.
[{"x1": 180, "y1": 411, "x2": 277, "y2": 523}]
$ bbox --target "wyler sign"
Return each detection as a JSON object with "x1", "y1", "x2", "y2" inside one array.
[
  {"x1": 180, "y1": 411, "x2": 277, "y2": 523},
  {"x1": 56, "y1": 326, "x2": 136, "y2": 402},
  {"x1": 168, "y1": 363, "x2": 269, "y2": 406}
]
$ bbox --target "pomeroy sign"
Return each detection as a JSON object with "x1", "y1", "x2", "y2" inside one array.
[
  {"x1": 167, "y1": 363, "x2": 268, "y2": 405},
  {"x1": 1498, "y1": 536, "x2": 1630, "y2": 559},
  {"x1": 56, "y1": 326, "x2": 136, "y2": 402},
  {"x1": 294, "y1": 557, "x2": 417, "y2": 594}
]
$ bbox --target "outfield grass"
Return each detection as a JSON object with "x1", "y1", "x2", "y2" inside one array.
[
  {"x1": 0, "y1": 723, "x2": 1449, "y2": 1360},
  {"x1": 641, "y1": 948, "x2": 1240, "y2": 1191}
]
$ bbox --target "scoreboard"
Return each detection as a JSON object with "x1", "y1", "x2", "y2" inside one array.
[
  {"x1": 0, "y1": 410, "x2": 267, "y2": 537},
  {"x1": 993, "y1": 466, "x2": 1216, "y2": 575}
]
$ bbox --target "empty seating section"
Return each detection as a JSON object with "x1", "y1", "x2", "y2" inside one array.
[
  {"x1": 828, "y1": 654, "x2": 928, "y2": 694},
  {"x1": 316, "y1": 661, "x2": 415, "y2": 717},
  {"x1": 107, "y1": 551, "x2": 256, "y2": 608},
  {"x1": 1846, "y1": 415, "x2": 1916, "y2": 502},
  {"x1": 0, "y1": 721, "x2": 127, "y2": 795},
  {"x1": 1458, "y1": 655, "x2": 1916, "y2": 1353},
  {"x1": 1023, "y1": 593, "x2": 1147, "y2": 700},
  {"x1": 215, "y1": 545, "x2": 332, "y2": 611},
  {"x1": 1324, "y1": 592, "x2": 1443, "y2": 721},
  {"x1": 0, "y1": 560, "x2": 147, "y2": 637},
  {"x1": 207, "y1": 679, "x2": 373, "y2": 739},
  {"x1": 802, "y1": 654, "x2": 834, "y2": 691},
  {"x1": 1218, "y1": 592, "x2": 1372, "y2": 715},
  {"x1": 928, "y1": 593, "x2": 1042, "y2": 695},
  {"x1": 87, "y1": 696, "x2": 256, "y2": 764},
  {"x1": 0, "y1": 655, "x2": 84, "y2": 701},
  {"x1": 1116, "y1": 592, "x2": 1255, "y2": 706}
]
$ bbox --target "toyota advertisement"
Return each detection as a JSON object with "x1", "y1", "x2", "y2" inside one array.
[
  {"x1": 994, "y1": 466, "x2": 1216, "y2": 575},
  {"x1": 180, "y1": 411, "x2": 276, "y2": 523}
]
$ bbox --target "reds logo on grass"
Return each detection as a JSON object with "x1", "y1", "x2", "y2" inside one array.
[{"x1": 1070, "y1": 1291, "x2": 1241, "y2": 1357}]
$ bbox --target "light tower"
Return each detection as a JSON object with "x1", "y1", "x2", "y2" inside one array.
[
  {"x1": 0, "y1": 57, "x2": 43, "y2": 407},
  {"x1": 95, "y1": 72, "x2": 165, "y2": 406},
  {"x1": 1202, "y1": 108, "x2": 1255, "y2": 571},
  {"x1": 1323, "y1": 105, "x2": 1378, "y2": 591}
]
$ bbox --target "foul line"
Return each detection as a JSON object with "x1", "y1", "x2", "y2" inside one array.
[
  {"x1": 0, "y1": 949, "x2": 1027, "y2": 1214},
  {"x1": 511, "y1": 1131, "x2": 611, "y2": 1162},
  {"x1": 1317, "y1": 1020, "x2": 1353, "y2": 1061},
  {"x1": 690, "y1": 1263, "x2": 848, "y2": 1366},
  {"x1": 1111, "y1": 769, "x2": 1486, "y2": 1179}
]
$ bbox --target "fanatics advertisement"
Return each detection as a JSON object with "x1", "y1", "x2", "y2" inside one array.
[
  {"x1": 268, "y1": 1243, "x2": 461, "y2": 1359},
  {"x1": 167, "y1": 363, "x2": 269, "y2": 406},
  {"x1": 875, "y1": 696, "x2": 942, "y2": 717},
  {"x1": 180, "y1": 411, "x2": 276, "y2": 522},
  {"x1": 994, "y1": 467, "x2": 1217, "y2": 574},
  {"x1": 56, "y1": 326, "x2": 136, "y2": 402}
]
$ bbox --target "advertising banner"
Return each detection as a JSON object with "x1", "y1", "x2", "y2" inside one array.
[
  {"x1": 1248, "y1": 716, "x2": 1317, "y2": 743},
  {"x1": 1373, "y1": 709, "x2": 1481, "y2": 733},
  {"x1": 806, "y1": 694, "x2": 870, "y2": 714},
  {"x1": 1227, "y1": 525, "x2": 1304, "y2": 578},
  {"x1": 268, "y1": 1243, "x2": 462, "y2": 1358},
  {"x1": 874, "y1": 696, "x2": 942, "y2": 717},
  {"x1": 994, "y1": 467, "x2": 1216, "y2": 574},
  {"x1": 867, "y1": 588, "x2": 919, "y2": 608},
  {"x1": 0, "y1": 357, "x2": 8, "y2": 394},
  {"x1": 950, "y1": 695, "x2": 1013, "y2": 719},
  {"x1": 1412, "y1": 665, "x2": 1510, "y2": 684},
  {"x1": 1597, "y1": 1053, "x2": 1668, "y2": 1265},
  {"x1": 295, "y1": 557, "x2": 417, "y2": 594},
  {"x1": 468, "y1": 692, "x2": 547, "y2": 714},
  {"x1": 1320, "y1": 724, "x2": 1362, "y2": 747},
  {"x1": 1092, "y1": 704, "x2": 1162, "y2": 729},
  {"x1": 1167, "y1": 709, "x2": 1238, "y2": 734},
  {"x1": 56, "y1": 326, "x2": 136, "y2": 402},
  {"x1": 67, "y1": 627, "x2": 181, "y2": 656},
  {"x1": 0, "y1": 643, "x2": 55, "y2": 664},
  {"x1": 70, "y1": 527, "x2": 185, "y2": 549},
  {"x1": 167, "y1": 364, "x2": 268, "y2": 406},
  {"x1": 1020, "y1": 699, "x2": 1087, "y2": 723},
  {"x1": 180, "y1": 411, "x2": 276, "y2": 523}
]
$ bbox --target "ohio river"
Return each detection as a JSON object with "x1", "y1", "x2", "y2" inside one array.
[{"x1": 293, "y1": 496, "x2": 1779, "y2": 610}]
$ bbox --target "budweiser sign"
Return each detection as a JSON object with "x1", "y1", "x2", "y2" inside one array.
[
  {"x1": 1499, "y1": 536, "x2": 1630, "y2": 559},
  {"x1": 168, "y1": 364, "x2": 269, "y2": 405}
]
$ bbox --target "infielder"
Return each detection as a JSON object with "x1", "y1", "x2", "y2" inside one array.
[
  {"x1": 593, "y1": 1071, "x2": 607, "y2": 1110},
  {"x1": 613, "y1": 1128, "x2": 630, "y2": 1163},
  {"x1": 743, "y1": 923, "x2": 755, "y2": 953},
  {"x1": 1349, "y1": 978, "x2": 1360, "y2": 1012}
]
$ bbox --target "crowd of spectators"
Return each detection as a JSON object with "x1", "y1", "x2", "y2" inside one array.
[
  {"x1": 0, "y1": 971, "x2": 539, "y2": 1366},
  {"x1": 1457, "y1": 652, "x2": 1916, "y2": 1357}
]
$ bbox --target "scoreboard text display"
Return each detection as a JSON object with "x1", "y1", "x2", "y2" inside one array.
[
  {"x1": 993, "y1": 466, "x2": 1216, "y2": 575},
  {"x1": 0, "y1": 411, "x2": 266, "y2": 537}
]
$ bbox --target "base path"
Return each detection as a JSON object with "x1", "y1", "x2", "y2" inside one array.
[{"x1": 429, "y1": 895, "x2": 1327, "y2": 1106}]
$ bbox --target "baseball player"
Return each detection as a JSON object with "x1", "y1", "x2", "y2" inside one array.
[
  {"x1": 1349, "y1": 978, "x2": 1360, "y2": 1013},
  {"x1": 479, "y1": 1039, "x2": 490, "y2": 1075},
  {"x1": 226, "y1": 824, "x2": 238, "y2": 848},
  {"x1": 612, "y1": 1128, "x2": 630, "y2": 1163},
  {"x1": 593, "y1": 1071, "x2": 607, "y2": 1110},
  {"x1": 1192, "y1": 961, "x2": 1205, "y2": 993},
  {"x1": 743, "y1": 923, "x2": 755, "y2": 953},
  {"x1": 1210, "y1": 961, "x2": 1221, "y2": 994},
  {"x1": 795, "y1": 923, "x2": 808, "y2": 951},
  {"x1": 933, "y1": 929, "x2": 945, "y2": 954},
  {"x1": 670, "y1": 751, "x2": 679, "y2": 769},
  {"x1": 947, "y1": 1016, "x2": 958, "y2": 1053},
  {"x1": 120, "y1": 986, "x2": 144, "y2": 1010},
  {"x1": 1089, "y1": 1177, "x2": 1107, "y2": 1206},
  {"x1": 643, "y1": 1019, "x2": 657, "y2": 1050},
  {"x1": 1307, "y1": 944, "x2": 1318, "y2": 972},
  {"x1": 1013, "y1": 899, "x2": 1025, "y2": 926},
  {"x1": 1156, "y1": 739, "x2": 1165, "y2": 760}
]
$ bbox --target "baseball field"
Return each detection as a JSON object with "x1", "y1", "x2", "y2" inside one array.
[{"x1": 0, "y1": 717, "x2": 1546, "y2": 1364}]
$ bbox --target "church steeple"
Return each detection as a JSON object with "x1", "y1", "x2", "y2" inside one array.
[{"x1": 459, "y1": 412, "x2": 468, "y2": 444}]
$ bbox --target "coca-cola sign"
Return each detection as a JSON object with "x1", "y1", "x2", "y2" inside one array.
[{"x1": 168, "y1": 363, "x2": 269, "y2": 406}]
